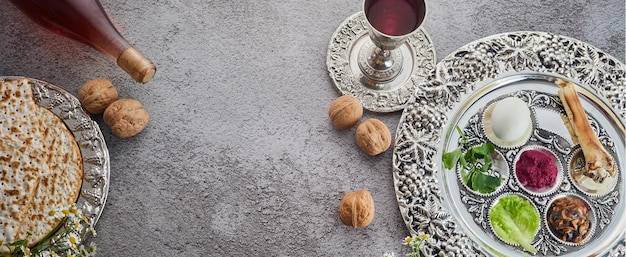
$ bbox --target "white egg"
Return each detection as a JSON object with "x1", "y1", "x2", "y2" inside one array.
[{"x1": 490, "y1": 97, "x2": 531, "y2": 142}]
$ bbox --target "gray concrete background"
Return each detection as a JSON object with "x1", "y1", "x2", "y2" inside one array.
[{"x1": 0, "y1": 0, "x2": 624, "y2": 256}]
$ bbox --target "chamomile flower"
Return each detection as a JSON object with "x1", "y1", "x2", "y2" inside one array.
[
  {"x1": 88, "y1": 226, "x2": 97, "y2": 237},
  {"x1": 69, "y1": 207, "x2": 79, "y2": 216},
  {"x1": 79, "y1": 244, "x2": 88, "y2": 256},
  {"x1": 36, "y1": 250, "x2": 57, "y2": 257},
  {"x1": 1, "y1": 203, "x2": 98, "y2": 257},
  {"x1": 20, "y1": 246, "x2": 32, "y2": 256},
  {"x1": 403, "y1": 236, "x2": 415, "y2": 245},
  {"x1": 61, "y1": 203, "x2": 80, "y2": 217},
  {"x1": 68, "y1": 235, "x2": 78, "y2": 245},
  {"x1": 88, "y1": 242, "x2": 97, "y2": 253},
  {"x1": 385, "y1": 234, "x2": 431, "y2": 257},
  {"x1": 46, "y1": 208, "x2": 64, "y2": 220},
  {"x1": 67, "y1": 232, "x2": 81, "y2": 250}
]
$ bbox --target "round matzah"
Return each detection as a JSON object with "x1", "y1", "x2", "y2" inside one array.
[{"x1": 0, "y1": 78, "x2": 83, "y2": 247}]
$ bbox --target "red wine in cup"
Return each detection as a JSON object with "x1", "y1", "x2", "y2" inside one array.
[{"x1": 365, "y1": 0, "x2": 426, "y2": 36}]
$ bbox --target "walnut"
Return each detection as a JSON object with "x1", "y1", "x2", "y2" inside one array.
[
  {"x1": 78, "y1": 79, "x2": 118, "y2": 114},
  {"x1": 355, "y1": 118, "x2": 391, "y2": 155},
  {"x1": 338, "y1": 189, "x2": 374, "y2": 228},
  {"x1": 328, "y1": 95, "x2": 363, "y2": 129},
  {"x1": 103, "y1": 99, "x2": 149, "y2": 138}
]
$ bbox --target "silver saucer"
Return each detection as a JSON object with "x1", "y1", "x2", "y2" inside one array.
[{"x1": 326, "y1": 12, "x2": 436, "y2": 112}]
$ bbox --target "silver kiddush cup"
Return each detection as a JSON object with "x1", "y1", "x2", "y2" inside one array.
[{"x1": 359, "y1": 0, "x2": 426, "y2": 82}]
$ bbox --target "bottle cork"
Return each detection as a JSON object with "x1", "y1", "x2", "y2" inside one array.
[{"x1": 117, "y1": 48, "x2": 156, "y2": 83}]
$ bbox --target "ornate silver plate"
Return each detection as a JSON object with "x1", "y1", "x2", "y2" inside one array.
[
  {"x1": 0, "y1": 77, "x2": 110, "y2": 247},
  {"x1": 392, "y1": 32, "x2": 625, "y2": 256},
  {"x1": 326, "y1": 12, "x2": 436, "y2": 112}
]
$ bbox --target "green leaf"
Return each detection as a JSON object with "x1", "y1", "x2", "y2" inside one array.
[
  {"x1": 444, "y1": 126, "x2": 501, "y2": 194},
  {"x1": 443, "y1": 148, "x2": 463, "y2": 170},
  {"x1": 459, "y1": 153, "x2": 467, "y2": 168},
  {"x1": 489, "y1": 195, "x2": 540, "y2": 254},
  {"x1": 480, "y1": 156, "x2": 493, "y2": 174},
  {"x1": 471, "y1": 172, "x2": 501, "y2": 193},
  {"x1": 472, "y1": 142, "x2": 495, "y2": 156},
  {"x1": 459, "y1": 167, "x2": 471, "y2": 185},
  {"x1": 464, "y1": 149, "x2": 477, "y2": 163},
  {"x1": 9, "y1": 239, "x2": 27, "y2": 247}
]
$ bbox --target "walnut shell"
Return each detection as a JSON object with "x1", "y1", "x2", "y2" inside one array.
[
  {"x1": 338, "y1": 189, "x2": 375, "y2": 228},
  {"x1": 78, "y1": 79, "x2": 118, "y2": 114},
  {"x1": 103, "y1": 99, "x2": 149, "y2": 138},
  {"x1": 355, "y1": 118, "x2": 391, "y2": 156},
  {"x1": 328, "y1": 95, "x2": 363, "y2": 129}
]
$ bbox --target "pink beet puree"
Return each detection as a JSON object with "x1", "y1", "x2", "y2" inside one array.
[{"x1": 515, "y1": 149, "x2": 558, "y2": 191}]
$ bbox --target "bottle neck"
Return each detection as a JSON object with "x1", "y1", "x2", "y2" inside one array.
[
  {"x1": 117, "y1": 48, "x2": 156, "y2": 83},
  {"x1": 8, "y1": 0, "x2": 156, "y2": 83}
]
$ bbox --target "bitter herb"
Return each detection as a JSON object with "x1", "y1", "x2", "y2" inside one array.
[{"x1": 443, "y1": 126, "x2": 501, "y2": 194}]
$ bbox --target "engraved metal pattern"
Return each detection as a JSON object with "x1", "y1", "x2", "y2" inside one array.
[
  {"x1": 1, "y1": 77, "x2": 110, "y2": 249},
  {"x1": 358, "y1": 41, "x2": 404, "y2": 81},
  {"x1": 326, "y1": 12, "x2": 436, "y2": 112},
  {"x1": 392, "y1": 32, "x2": 625, "y2": 256},
  {"x1": 609, "y1": 238, "x2": 626, "y2": 257}
]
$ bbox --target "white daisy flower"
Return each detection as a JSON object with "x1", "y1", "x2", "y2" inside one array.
[
  {"x1": 20, "y1": 246, "x2": 32, "y2": 257},
  {"x1": 46, "y1": 208, "x2": 64, "y2": 220}
]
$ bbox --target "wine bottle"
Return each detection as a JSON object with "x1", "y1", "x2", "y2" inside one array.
[{"x1": 8, "y1": 0, "x2": 156, "y2": 83}]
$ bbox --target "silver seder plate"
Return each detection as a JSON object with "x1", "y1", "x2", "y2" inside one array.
[
  {"x1": 392, "y1": 31, "x2": 625, "y2": 256},
  {"x1": 0, "y1": 76, "x2": 110, "y2": 250}
]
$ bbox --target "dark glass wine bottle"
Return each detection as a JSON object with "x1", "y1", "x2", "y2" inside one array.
[{"x1": 8, "y1": 0, "x2": 156, "y2": 83}]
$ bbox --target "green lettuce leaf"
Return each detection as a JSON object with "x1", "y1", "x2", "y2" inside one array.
[{"x1": 489, "y1": 195, "x2": 540, "y2": 253}]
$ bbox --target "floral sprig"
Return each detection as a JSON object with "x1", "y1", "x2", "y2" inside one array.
[
  {"x1": 383, "y1": 234, "x2": 429, "y2": 257},
  {"x1": 2, "y1": 203, "x2": 97, "y2": 257}
]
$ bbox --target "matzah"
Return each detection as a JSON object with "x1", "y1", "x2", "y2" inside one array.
[{"x1": 0, "y1": 78, "x2": 83, "y2": 247}]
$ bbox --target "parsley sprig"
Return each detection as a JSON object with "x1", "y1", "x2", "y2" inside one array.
[{"x1": 443, "y1": 126, "x2": 501, "y2": 194}]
